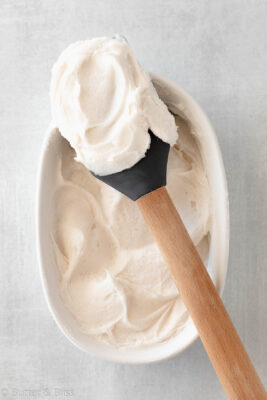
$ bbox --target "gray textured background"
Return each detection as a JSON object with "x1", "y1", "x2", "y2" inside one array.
[{"x1": 0, "y1": 0, "x2": 266, "y2": 399}]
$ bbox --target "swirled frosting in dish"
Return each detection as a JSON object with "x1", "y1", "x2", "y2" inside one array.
[
  {"x1": 51, "y1": 114, "x2": 211, "y2": 347},
  {"x1": 50, "y1": 37, "x2": 177, "y2": 175}
]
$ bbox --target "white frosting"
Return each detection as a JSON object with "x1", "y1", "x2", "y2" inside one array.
[
  {"x1": 51, "y1": 115, "x2": 211, "y2": 347},
  {"x1": 50, "y1": 37, "x2": 177, "y2": 175},
  {"x1": 50, "y1": 38, "x2": 211, "y2": 347}
]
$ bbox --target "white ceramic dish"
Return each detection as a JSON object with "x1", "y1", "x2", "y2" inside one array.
[{"x1": 36, "y1": 74, "x2": 229, "y2": 364}]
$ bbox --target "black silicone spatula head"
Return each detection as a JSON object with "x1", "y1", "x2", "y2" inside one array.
[{"x1": 92, "y1": 130, "x2": 170, "y2": 201}]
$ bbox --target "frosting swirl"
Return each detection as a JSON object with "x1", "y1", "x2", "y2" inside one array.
[{"x1": 50, "y1": 37, "x2": 177, "y2": 175}]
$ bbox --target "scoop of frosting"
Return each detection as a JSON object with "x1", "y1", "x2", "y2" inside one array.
[{"x1": 50, "y1": 37, "x2": 178, "y2": 175}]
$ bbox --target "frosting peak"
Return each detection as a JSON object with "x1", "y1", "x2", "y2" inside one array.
[{"x1": 50, "y1": 37, "x2": 177, "y2": 175}]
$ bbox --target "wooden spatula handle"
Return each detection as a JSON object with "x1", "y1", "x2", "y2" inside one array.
[{"x1": 137, "y1": 187, "x2": 266, "y2": 400}]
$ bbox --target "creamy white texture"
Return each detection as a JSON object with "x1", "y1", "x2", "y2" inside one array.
[
  {"x1": 50, "y1": 37, "x2": 177, "y2": 175},
  {"x1": 51, "y1": 115, "x2": 211, "y2": 347}
]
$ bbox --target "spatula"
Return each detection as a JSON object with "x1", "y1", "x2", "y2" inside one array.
[{"x1": 93, "y1": 130, "x2": 266, "y2": 400}]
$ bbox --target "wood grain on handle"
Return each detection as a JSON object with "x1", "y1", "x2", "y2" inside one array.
[{"x1": 137, "y1": 187, "x2": 266, "y2": 400}]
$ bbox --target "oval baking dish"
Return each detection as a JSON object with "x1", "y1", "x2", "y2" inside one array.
[{"x1": 36, "y1": 74, "x2": 229, "y2": 364}]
